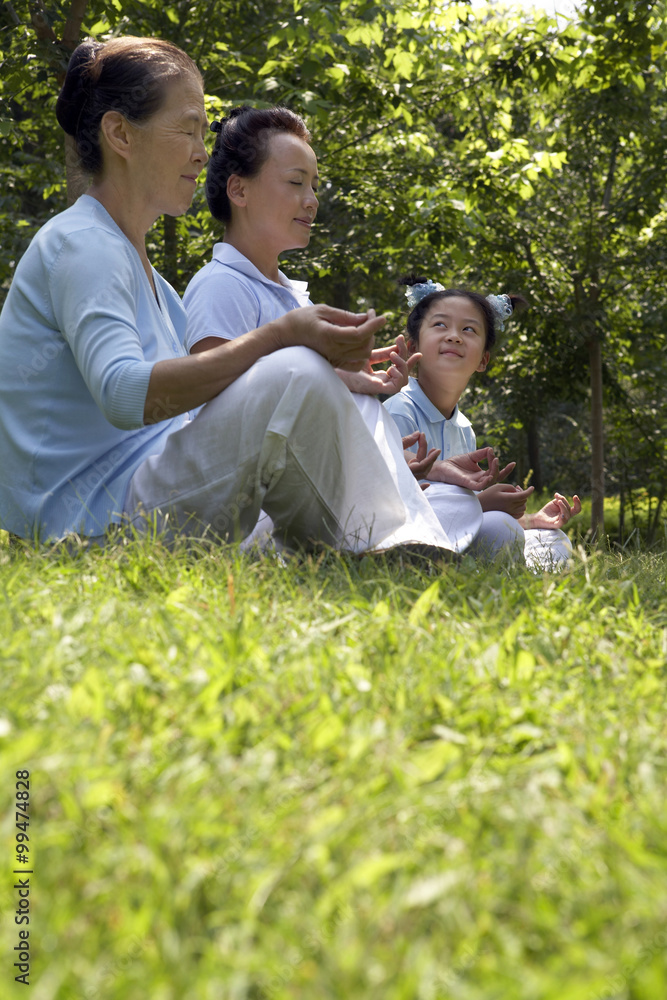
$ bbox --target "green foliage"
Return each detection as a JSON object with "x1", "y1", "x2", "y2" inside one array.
[{"x1": 1, "y1": 536, "x2": 667, "y2": 997}]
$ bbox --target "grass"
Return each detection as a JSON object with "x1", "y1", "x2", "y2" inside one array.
[{"x1": 1, "y1": 532, "x2": 667, "y2": 1000}]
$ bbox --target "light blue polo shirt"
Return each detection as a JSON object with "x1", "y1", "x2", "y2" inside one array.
[
  {"x1": 383, "y1": 376, "x2": 476, "y2": 458},
  {"x1": 183, "y1": 243, "x2": 311, "y2": 348}
]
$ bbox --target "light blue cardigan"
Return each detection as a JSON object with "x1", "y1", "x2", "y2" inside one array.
[{"x1": 0, "y1": 195, "x2": 189, "y2": 539}]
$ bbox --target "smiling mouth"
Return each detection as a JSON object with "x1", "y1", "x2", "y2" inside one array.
[{"x1": 295, "y1": 218, "x2": 312, "y2": 227}]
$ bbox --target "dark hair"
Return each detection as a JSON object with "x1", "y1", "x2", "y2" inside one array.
[
  {"x1": 399, "y1": 274, "x2": 526, "y2": 353},
  {"x1": 56, "y1": 36, "x2": 202, "y2": 175},
  {"x1": 205, "y1": 105, "x2": 311, "y2": 224}
]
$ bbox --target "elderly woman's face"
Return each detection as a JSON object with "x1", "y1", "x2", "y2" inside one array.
[{"x1": 129, "y1": 74, "x2": 209, "y2": 218}]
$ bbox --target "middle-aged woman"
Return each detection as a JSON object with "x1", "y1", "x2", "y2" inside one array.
[
  {"x1": 181, "y1": 105, "x2": 490, "y2": 551},
  {"x1": 0, "y1": 36, "x2": 456, "y2": 554}
]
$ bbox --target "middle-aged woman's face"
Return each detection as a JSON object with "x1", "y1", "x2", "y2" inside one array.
[
  {"x1": 233, "y1": 131, "x2": 319, "y2": 254},
  {"x1": 127, "y1": 73, "x2": 209, "y2": 219}
]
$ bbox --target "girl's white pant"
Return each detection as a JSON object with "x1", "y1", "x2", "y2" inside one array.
[
  {"x1": 423, "y1": 483, "x2": 572, "y2": 570},
  {"x1": 124, "y1": 347, "x2": 453, "y2": 553}
]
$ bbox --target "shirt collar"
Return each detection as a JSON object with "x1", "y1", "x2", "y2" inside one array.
[
  {"x1": 403, "y1": 376, "x2": 462, "y2": 424},
  {"x1": 212, "y1": 243, "x2": 309, "y2": 303}
]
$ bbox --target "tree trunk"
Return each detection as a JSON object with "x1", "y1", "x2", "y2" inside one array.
[
  {"x1": 526, "y1": 417, "x2": 543, "y2": 492},
  {"x1": 588, "y1": 334, "x2": 605, "y2": 541},
  {"x1": 30, "y1": 0, "x2": 90, "y2": 203},
  {"x1": 330, "y1": 276, "x2": 351, "y2": 311}
]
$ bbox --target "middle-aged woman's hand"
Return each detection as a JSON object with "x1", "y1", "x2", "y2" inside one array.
[
  {"x1": 334, "y1": 332, "x2": 419, "y2": 396},
  {"x1": 276, "y1": 304, "x2": 386, "y2": 371},
  {"x1": 424, "y1": 447, "x2": 502, "y2": 491}
]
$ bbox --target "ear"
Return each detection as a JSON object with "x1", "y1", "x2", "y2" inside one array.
[
  {"x1": 476, "y1": 350, "x2": 490, "y2": 373},
  {"x1": 406, "y1": 334, "x2": 419, "y2": 355},
  {"x1": 99, "y1": 110, "x2": 133, "y2": 161},
  {"x1": 227, "y1": 174, "x2": 248, "y2": 208}
]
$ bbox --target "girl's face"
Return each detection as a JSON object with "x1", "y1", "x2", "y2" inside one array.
[
  {"x1": 229, "y1": 131, "x2": 319, "y2": 254},
  {"x1": 413, "y1": 295, "x2": 490, "y2": 382}
]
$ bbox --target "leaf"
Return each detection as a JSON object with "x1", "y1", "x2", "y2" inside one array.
[
  {"x1": 310, "y1": 714, "x2": 344, "y2": 750},
  {"x1": 346, "y1": 853, "x2": 409, "y2": 888},
  {"x1": 404, "y1": 869, "x2": 463, "y2": 907},
  {"x1": 408, "y1": 580, "x2": 440, "y2": 626}
]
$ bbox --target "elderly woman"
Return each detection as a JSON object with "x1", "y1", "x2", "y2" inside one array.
[{"x1": 0, "y1": 36, "x2": 452, "y2": 553}]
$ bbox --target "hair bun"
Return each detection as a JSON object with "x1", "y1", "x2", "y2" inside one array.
[
  {"x1": 55, "y1": 40, "x2": 102, "y2": 136},
  {"x1": 398, "y1": 273, "x2": 430, "y2": 288}
]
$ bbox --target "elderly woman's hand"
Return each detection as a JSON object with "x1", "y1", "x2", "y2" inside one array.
[{"x1": 275, "y1": 305, "x2": 385, "y2": 371}]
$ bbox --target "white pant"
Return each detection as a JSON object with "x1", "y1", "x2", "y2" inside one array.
[
  {"x1": 124, "y1": 347, "x2": 454, "y2": 553},
  {"x1": 423, "y1": 487, "x2": 572, "y2": 569},
  {"x1": 242, "y1": 392, "x2": 452, "y2": 552}
]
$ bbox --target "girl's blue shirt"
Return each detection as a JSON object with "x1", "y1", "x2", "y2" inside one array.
[{"x1": 383, "y1": 376, "x2": 476, "y2": 458}]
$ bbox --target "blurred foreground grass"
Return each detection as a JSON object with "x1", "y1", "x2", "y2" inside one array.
[{"x1": 1, "y1": 531, "x2": 666, "y2": 1000}]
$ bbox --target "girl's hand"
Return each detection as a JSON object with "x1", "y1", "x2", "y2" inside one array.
[
  {"x1": 334, "y1": 333, "x2": 419, "y2": 396},
  {"x1": 426, "y1": 448, "x2": 501, "y2": 490},
  {"x1": 525, "y1": 493, "x2": 582, "y2": 530},
  {"x1": 401, "y1": 431, "x2": 440, "y2": 480},
  {"x1": 275, "y1": 304, "x2": 385, "y2": 370},
  {"x1": 479, "y1": 482, "x2": 535, "y2": 519}
]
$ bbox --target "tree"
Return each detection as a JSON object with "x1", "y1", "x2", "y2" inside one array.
[{"x1": 390, "y1": 0, "x2": 667, "y2": 538}]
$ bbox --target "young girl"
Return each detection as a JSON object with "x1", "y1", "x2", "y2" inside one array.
[
  {"x1": 384, "y1": 277, "x2": 581, "y2": 568},
  {"x1": 182, "y1": 108, "x2": 478, "y2": 553}
]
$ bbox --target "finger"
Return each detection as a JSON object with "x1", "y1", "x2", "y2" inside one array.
[
  {"x1": 401, "y1": 431, "x2": 421, "y2": 447},
  {"x1": 394, "y1": 334, "x2": 408, "y2": 361},
  {"x1": 467, "y1": 446, "x2": 495, "y2": 466},
  {"x1": 369, "y1": 345, "x2": 396, "y2": 362},
  {"x1": 390, "y1": 353, "x2": 408, "y2": 373},
  {"x1": 323, "y1": 313, "x2": 386, "y2": 339},
  {"x1": 571, "y1": 495, "x2": 582, "y2": 515},
  {"x1": 406, "y1": 351, "x2": 421, "y2": 372},
  {"x1": 496, "y1": 462, "x2": 516, "y2": 483},
  {"x1": 330, "y1": 331, "x2": 376, "y2": 364},
  {"x1": 314, "y1": 305, "x2": 383, "y2": 327}
]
